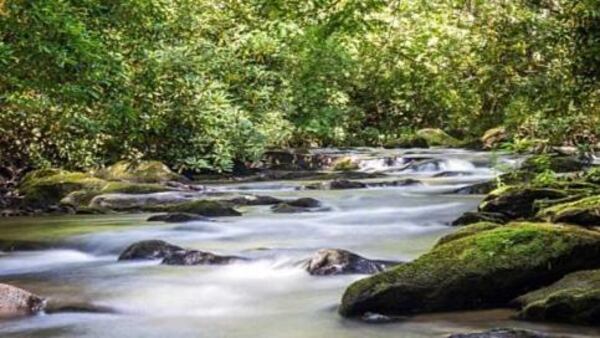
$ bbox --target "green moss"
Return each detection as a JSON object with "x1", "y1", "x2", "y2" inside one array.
[
  {"x1": 19, "y1": 170, "x2": 108, "y2": 206},
  {"x1": 153, "y1": 200, "x2": 241, "y2": 217},
  {"x1": 101, "y1": 181, "x2": 170, "y2": 194},
  {"x1": 479, "y1": 185, "x2": 568, "y2": 219},
  {"x1": 383, "y1": 134, "x2": 429, "y2": 149},
  {"x1": 332, "y1": 157, "x2": 359, "y2": 171},
  {"x1": 94, "y1": 160, "x2": 183, "y2": 183},
  {"x1": 340, "y1": 222, "x2": 600, "y2": 317},
  {"x1": 415, "y1": 128, "x2": 460, "y2": 147},
  {"x1": 538, "y1": 195, "x2": 600, "y2": 218},
  {"x1": 436, "y1": 222, "x2": 502, "y2": 246},
  {"x1": 515, "y1": 269, "x2": 600, "y2": 325}
]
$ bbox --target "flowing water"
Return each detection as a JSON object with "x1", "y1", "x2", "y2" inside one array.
[{"x1": 1, "y1": 148, "x2": 599, "y2": 338}]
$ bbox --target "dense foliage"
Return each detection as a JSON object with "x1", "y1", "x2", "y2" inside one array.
[{"x1": 1, "y1": 0, "x2": 599, "y2": 172}]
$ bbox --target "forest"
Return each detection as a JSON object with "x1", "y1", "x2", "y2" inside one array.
[{"x1": 1, "y1": 0, "x2": 599, "y2": 173}]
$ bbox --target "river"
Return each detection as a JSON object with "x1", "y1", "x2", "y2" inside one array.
[{"x1": 1, "y1": 148, "x2": 599, "y2": 337}]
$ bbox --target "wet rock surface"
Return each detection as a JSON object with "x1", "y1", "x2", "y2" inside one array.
[
  {"x1": 304, "y1": 249, "x2": 401, "y2": 276},
  {"x1": 162, "y1": 250, "x2": 246, "y2": 266},
  {"x1": 118, "y1": 240, "x2": 184, "y2": 261},
  {"x1": 0, "y1": 284, "x2": 45, "y2": 317}
]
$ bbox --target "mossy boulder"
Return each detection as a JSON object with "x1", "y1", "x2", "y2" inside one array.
[
  {"x1": 339, "y1": 222, "x2": 600, "y2": 317},
  {"x1": 331, "y1": 157, "x2": 359, "y2": 171},
  {"x1": 437, "y1": 222, "x2": 503, "y2": 245},
  {"x1": 383, "y1": 134, "x2": 429, "y2": 149},
  {"x1": 94, "y1": 161, "x2": 184, "y2": 183},
  {"x1": 481, "y1": 127, "x2": 509, "y2": 150},
  {"x1": 479, "y1": 186, "x2": 568, "y2": 219},
  {"x1": 515, "y1": 269, "x2": 600, "y2": 325},
  {"x1": 60, "y1": 182, "x2": 172, "y2": 208},
  {"x1": 158, "y1": 200, "x2": 241, "y2": 217},
  {"x1": 416, "y1": 128, "x2": 460, "y2": 147},
  {"x1": 521, "y1": 155, "x2": 588, "y2": 174},
  {"x1": 19, "y1": 170, "x2": 107, "y2": 207},
  {"x1": 451, "y1": 211, "x2": 509, "y2": 226},
  {"x1": 537, "y1": 196, "x2": 600, "y2": 227}
]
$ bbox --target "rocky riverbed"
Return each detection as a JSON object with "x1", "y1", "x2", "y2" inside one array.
[{"x1": 1, "y1": 148, "x2": 600, "y2": 338}]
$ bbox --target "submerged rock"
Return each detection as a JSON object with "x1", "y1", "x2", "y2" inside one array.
[
  {"x1": 514, "y1": 269, "x2": 600, "y2": 325},
  {"x1": 271, "y1": 203, "x2": 311, "y2": 214},
  {"x1": 45, "y1": 301, "x2": 116, "y2": 314},
  {"x1": 451, "y1": 211, "x2": 509, "y2": 226},
  {"x1": 147, "y1": 213, "x2": 212, "y2": 223},
  {"x1": 228, "y1": 195, "x2": 282, "y2": 206},
  {"x1": 0, "y1": 284, "x2": 45, "y2": 317},
  {"x1": 118, "y1": 240, "x2": 184, "y2": 261},
  {"x1": 448, "y1": 328, "x2": 553, "y2": 338},
  {"x1": 330, "y1": 180, "x2": 367, "y2": 190},
  {"x1": 304, "y1": 249, "x2": 400, "y2": 276},
  {"x1": 479, "y1": 186, "x2": 567, "y2": 219},
  {"x1": 162, "y1": 250, "x2": 245, "y2": 266},
  {"x1": 286, "y1": 197, "x2": 321, "y2": 208},
  {"x1": 159, "y1": 200, "x2": 241, "y2": 217},
  {"x1": 339, "y1": 222, "x2": 600, "y2": 317}
]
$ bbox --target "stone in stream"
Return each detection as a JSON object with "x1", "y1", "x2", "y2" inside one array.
[
  {"x1": 162, "y1": 250, "x2": 246, "y2": 266},
  {"x1": 536, "y1": 195, "x2": 600, "y2": 227},
  {"x1": 44, "y1": 300, "x2": 117, "y2": 315},
  {"x1": 228, "y1": 195, "x2": 283, "y2": 206},
  {"x1": 330, "y1": 180, "x2": 367, "y2": 190},
  {"x1": 286, "y1": 197, "x2": 321, "y2": 208},
  {"x1": 0, "y1": 284, "x2": 45, "y2": 317},
  {"x1": 453, "y1": 181, "x2": 497, "y2": 195},
  {"x1": 448, "y1": 328, "x2": 554, "y2": 338},
  {"x1": 514, "y1": 269, "x2": 600, "y2": 325},
  {"x1": 304, "y1": 249, "x2": 401, "y2": 276},
  {"x1": 271, "y1": 203, "x2": 311, "y2": 214},
  {"x1": 339, "y1": 222, "x2": 600, "y2": 317},
  {"x1": 118, "y1": 240, "x2": 184, "y2": 261},
  {"x1": 147, "y1": 213, "x2": 213, "y2": 223},
  {"x1": 479, "y1": 186, "x2": 568, "y2": 219}
]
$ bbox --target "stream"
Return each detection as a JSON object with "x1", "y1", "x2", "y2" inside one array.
[{"x1": 1, "y1": 148, "x2": 600, "y2": 337}]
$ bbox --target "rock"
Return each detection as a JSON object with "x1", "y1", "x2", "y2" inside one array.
[
  {"x1": 228, "y1": 195, "x2": 282, "y2": 206},
  {"x1": 448, "y1": 328, "x2": 553, "y2": 338},
  {"x1": 89, "y1": 192, "x2": 193, "y2": 211},
  {"x1": 383, "y1": 135, "x2": 429, "y2": 149},
  {"x1": 331, "y1": 157, "x2": 359, "y2": 171},
  {"x1": 161, "y1": 200, "x2": 241, "y2": 217},
  {"x1": 437, "y1": 222, "x2": 503, "y2": 246},
  {"x1": 479, "y1": 186, "x2": 568, "y2": 219},
  {"x1": 286, "y1": 197, "x2": 321, "y2": 208},
  {"x1": 93, "y1": 160, "x2": 185, "y2": 183},
  {"x1": 454, "y1": 181, "x2": 497, "y2": 195},
  {"x1": 0, "y1": 284, "x2": 45, "y2": 317},
  {"x1": 147, "y1": 213, "x2": 212, "y2": 223},
  {"x1": 271, "y1": 203, "x2": 311, "y2": 214},
  {"x1": 118, "y1": 240, "x2": 184, "y2": 261},
  {"x1": 19, "y1": 169, "x2": 107, "y2": 207},
  {"x1": 339, "y1": 222, "x2": 600, "y2": 317},
  {"x1": 514, "y1": 269, "x2": 600, "y2": 325},
  {"x1": 521, "y1": 155, "x2": 588, "y2": 174},
  {"x1": 44, "y1": 301, "x2": 116, "y2": 314},
  {"x1": 481, "y1": 127, "x2": 508, "y2": 150},
  {"x1": 451, "y1": 211, "x2": 509, "y2": 226},
  {"x1": 162, "y1": 250, "x2": 245, "y2": 266},
  {"x1": 304, "y1": 249, "x2": 400, "y2": 276},
  {"x1": 330, "y1": 180, "x2": 367, "y2": 190},
  {"x1": 416, "y1": 128, "x2": 461, "y2": 147},
  {"x1": 537, "y1": 196, "x2": 600, "y2": 227}
]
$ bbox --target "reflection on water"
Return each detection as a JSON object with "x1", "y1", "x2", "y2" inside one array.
[{"x1": 0, "y1": 149, "x2": 597, "y2": 337}]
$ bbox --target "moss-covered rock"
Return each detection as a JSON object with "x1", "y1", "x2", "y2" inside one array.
[
  {"x1": 94, "y1": 161, "x2": 184, "y2": 183},
  {"x1": 416, "y1": 128, "x2": 461, "y2": 147},
  {"x1": 521, "y1": 155, "x2": 588, "y2": 174},
  {"x1": 481, "y1": 127, "x2": 508, "y2": 150},
  {"x1": 451, "y1": 211, "x2": 509, "y2": 226},
  {"x1": 331, "y1": 157, "x2": 359, "y2": 171},
  {"x1": 158, "y1": 200, "x2": 241, "y2": 217},
  {"x1": 515, "y1": 269, "x2": 600, "y2": 325},
  {"x1": 537, "y1": 195, "x2": 600, "y2": 227},
  {"x1": 383, "y1": 134, "x2": 429, "y2": 149},
  {"x1": 437, "y1": 222, "x2": 503, "y2": 245},
  {"x1": 339, "y1": 222, "x2": 600, "y2": 317},
  {"x1": 19, "y1": 170, "x2": 107, "y2": 207},
  {"x1": 479, "y1": 186, "x2": 568, "y2": 219}
]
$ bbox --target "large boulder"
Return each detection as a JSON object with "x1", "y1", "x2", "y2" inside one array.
[
  {"x1": 339, "y1": 222, "x2": 600, "y2": 317},
  {"x1": 537, "y1": 196, "x2": 600, "y2": 227},
  {"x1": 481, "y1": 127, "x2": 509, "y2": 150},
  {"x1": 416, "y1": 128, "x2": 460, "y2": 147},
  {"x1": 436, "y1": 222, "x2": 503, "y2": 246},
  {"x1": 162, "y1": 250, "x2": 245, "y2": 266},
  {"x1": 514, "y1": 269, "x2": 600, "y2": 325},
  {"x1": 304, "y1": 249, "x2": 401, "y2": 276},
  {"x1": 94, "y1": 160, "x2": 184, "y2": 183},
  {"x1": 0, "y1": 284, "x2": 45, "y2": 317},
  {"x1": 227, "y1": 195, "x2": 282, "y2": 206},
  {"x1": 479, "y1": 186, "x2": 568, "y2": 219},
  {"x1": 451, "y1": 211, "x2": 509, "y2": 226},
  {"x1": 118, "y1": 240, "x2": 184, "y2": 261},
  {"x1": 448, "y1": 328, "x2": 553, "y2": 338}
]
